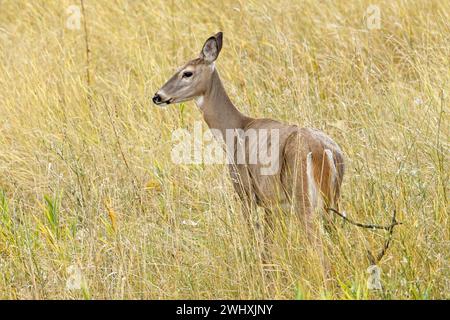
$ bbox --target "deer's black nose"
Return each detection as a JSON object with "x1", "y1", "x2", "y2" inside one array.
[{"x1": 152, "y1": 94, "x2": 162, "y2": 104}]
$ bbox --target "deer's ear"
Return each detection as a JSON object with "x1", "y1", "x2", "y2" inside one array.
[{"x1": 200, "y1": 32, "x2": 223, "y2": 63}]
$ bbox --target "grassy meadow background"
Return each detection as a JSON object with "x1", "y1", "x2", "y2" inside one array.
[{"x1": 0, "y1": 0, "x2": 448, "y2": 299}]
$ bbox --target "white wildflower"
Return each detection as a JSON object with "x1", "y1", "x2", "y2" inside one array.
[{"x1": 181, "y1": 220, "x2": 199, "y2": 227}]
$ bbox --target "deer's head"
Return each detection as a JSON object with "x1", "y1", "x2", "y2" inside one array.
[{"x1": 152, "y1": 32, "x2": 223, "y2": 106}]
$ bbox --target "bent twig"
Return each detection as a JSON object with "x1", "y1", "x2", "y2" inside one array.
[{"x1": 326, "y1": 207, "x2": 402, "y2": 264}]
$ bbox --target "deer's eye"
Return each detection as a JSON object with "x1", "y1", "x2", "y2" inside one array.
[{"x1": 182, "y1": 71, "x2": 193, "y2": 78}]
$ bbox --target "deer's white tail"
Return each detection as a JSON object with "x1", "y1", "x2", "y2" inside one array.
[
  {"x1": 324, "y1": 148, "x2": 339, "y2": 208},
  {"x1": 306, "y1": 152, "x2": 322, "y2": 211},
  {"x1": 306, "y1": 149, "x2": 341, "y2": 212}
]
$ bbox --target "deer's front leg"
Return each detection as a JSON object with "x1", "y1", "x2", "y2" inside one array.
[
  {"x1": 234, "y1": 184, "x2": 258, "y2": 232},
  {"x1": 230, "y1": 165, "x2": 257, "y2": 230}
]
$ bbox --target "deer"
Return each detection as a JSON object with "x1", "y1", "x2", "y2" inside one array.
[{"x1": 152, "y1": 32, "x2": 345, "y2": 274}]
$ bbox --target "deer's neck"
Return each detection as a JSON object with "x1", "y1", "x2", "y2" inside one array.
[{"x1": 195, "y1": 68, "x2": 252, "y2": 138}]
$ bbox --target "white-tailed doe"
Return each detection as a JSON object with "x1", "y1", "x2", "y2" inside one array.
[{"x1": 153, "y1": 32, "x2": 345, "y2": 270}]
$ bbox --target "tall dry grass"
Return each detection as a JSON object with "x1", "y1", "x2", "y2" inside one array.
[{"x1": 0, "y1": 0, "x2": 448, "y2": 299}]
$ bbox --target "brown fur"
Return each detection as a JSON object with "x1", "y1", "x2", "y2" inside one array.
[{"x1": 230, "y1": 119, "x2": 345, "y2": 224}]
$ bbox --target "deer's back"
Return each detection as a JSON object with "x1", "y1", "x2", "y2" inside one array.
[{"x1": 229, "y1": 118, "x2": 345, "y2": 214}]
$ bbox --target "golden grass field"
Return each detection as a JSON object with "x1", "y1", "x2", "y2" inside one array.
[{"x1": 0, "y1": 0, "x2": 448, "y2": 299}]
